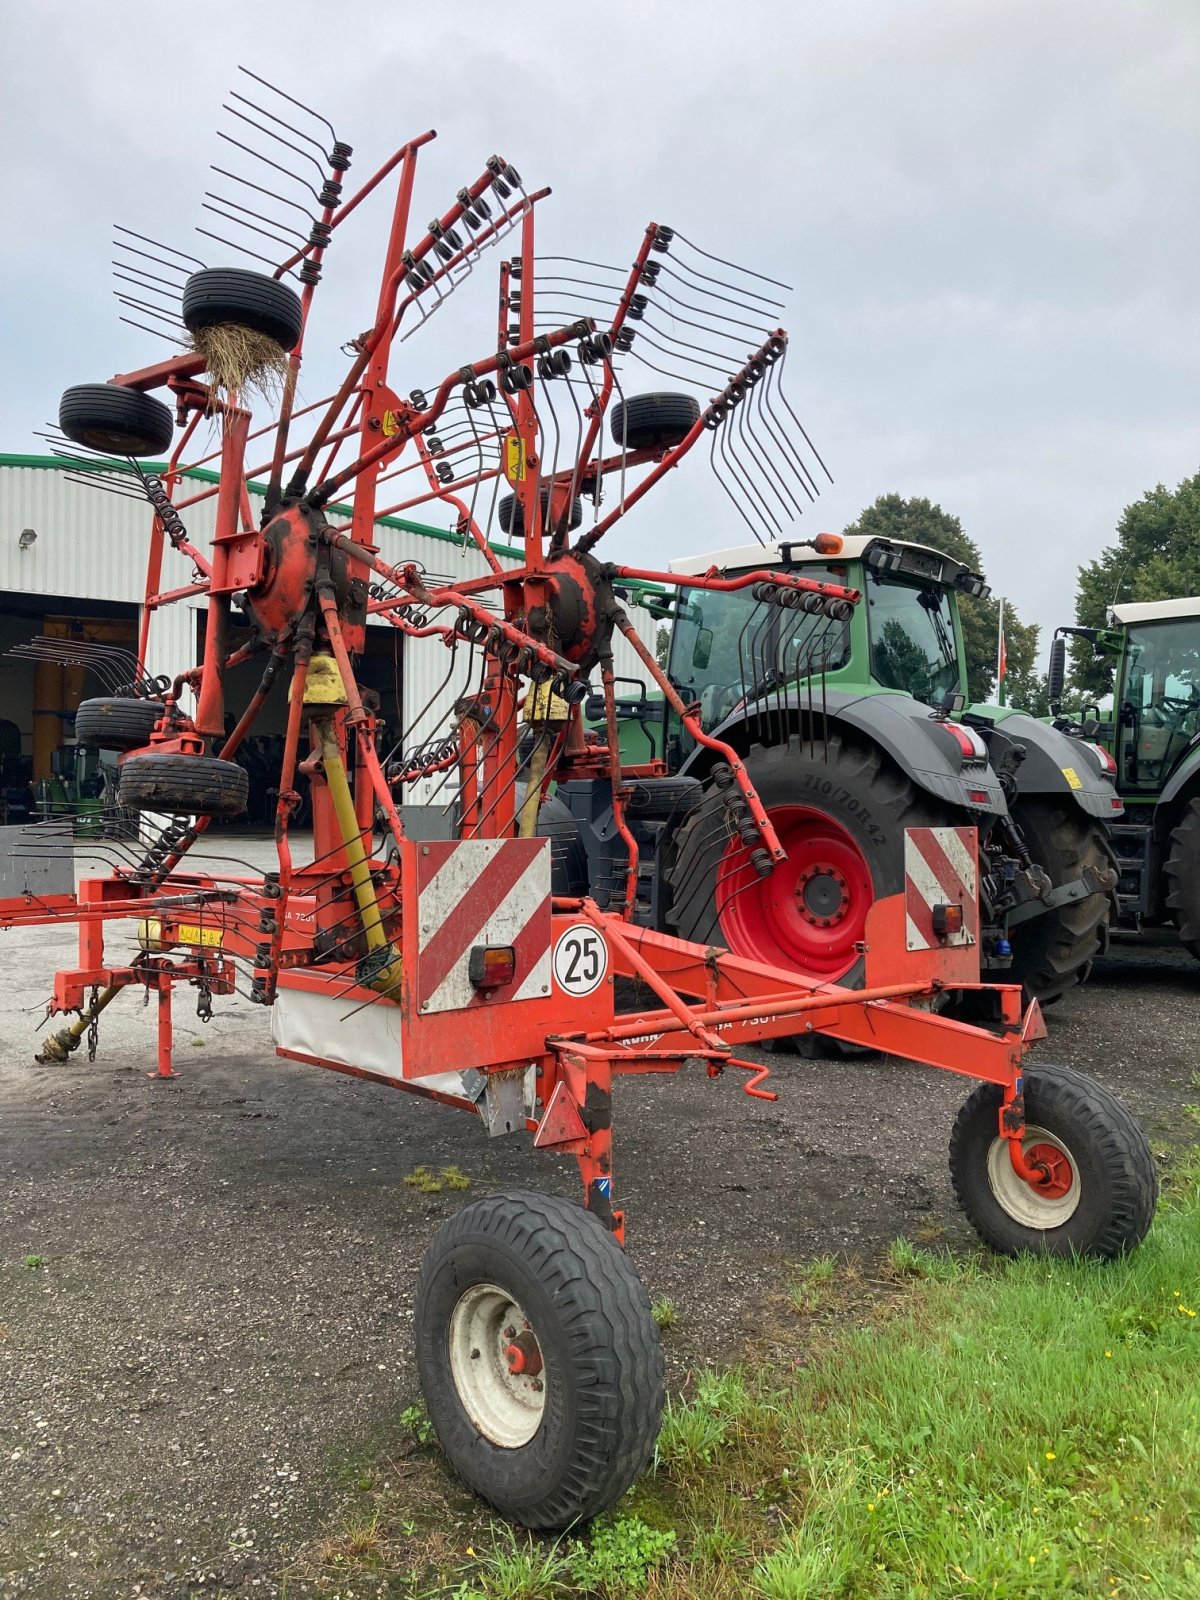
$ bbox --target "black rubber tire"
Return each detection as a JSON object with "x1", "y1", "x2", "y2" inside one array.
[
  {"x1": 1164, "y1": 797, "x2": 1200, "y2": 960},
  {"x1": 181, "y1": 268, "x2": 303, "y2": 351},
  {"x1": 666, "y1": 734, "x2": 949, "y2": 987},
  {"x1": 59, "y1": 384, "x2": 174, "y2": 457},
  {"x1": 498, "y1": 489, "x2": 583, "y2": 539},
  {"x1": 623, "y1": 776, "x2": 703, "y2": 822},
  {"x1": 118, "y1": 754, "x2": 249, "y2": 818},
  {"x1": 949, "y1": 1064, "x2": 1156, "y2": 1259},
  {"x1": 609, "y1": 392, "x2": 700, "y2": 451},
  {"x1": 536, "y1": 793, "x2": 589, "y2": 897},
  {"x1": 988, "y1": 799, "x2": 1113, "y2": 1003},
  {"x1": 74, "y1": 697, "x2": 164, "y2": 752},
  {"x1": 414, "y1": 1190, "x2": 664, "y2": 1529}
]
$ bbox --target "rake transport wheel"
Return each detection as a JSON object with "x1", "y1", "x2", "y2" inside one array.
[
  {"x1": 74, "y1": 697, "x2": 164, "y2": 752},
  {"x1": 414, "y1": 1190, "x2": 665, "y2": 1529},
  {"x1": 59, "y1": 384, "x2": 174, "y2": 457},
  {"x1": 181, "y1": 268, "x2": 304, "y2": 351},
  {"x1": 610, "y1": 392, "x2": 701, "y2": 451},
  {"x1": 949, "y1": 1065, "x2": 1157, "y2": 1259},
  {"x1": 666, "y1": 735, "x2": 949, "y2": 987},
  {"x1": 1164, "y1": 797, "x2": 1200, "y2": 960},
  {"x1": 987, "y1": 799, "x2": 1113, "y2": 1003},
  {"x1": 117, "y1": 753, "x2": 249, "y2": 818},
  {"x1": 498, "y1": 489, "x2": 584, "y2": 539}
]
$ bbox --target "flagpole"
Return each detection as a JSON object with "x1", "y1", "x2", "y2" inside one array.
[{"x1": 996, "y1": 597, "x2": 1005, "y2": 707}]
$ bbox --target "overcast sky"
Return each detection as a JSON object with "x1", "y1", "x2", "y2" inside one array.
[{"x1": 2, "y1": 0, "x2": 1196, "y2": 656}]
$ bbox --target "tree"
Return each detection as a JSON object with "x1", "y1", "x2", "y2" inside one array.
[
  {"x1": 1071, "y1": 471, "x2": 1200, "y2": 696},
  {"x1": 655, "y1": 623, "x2": 670, "y2": 669},
  {"x1": 843, "y1": 494, "x2": 1040, "y2": 706}
]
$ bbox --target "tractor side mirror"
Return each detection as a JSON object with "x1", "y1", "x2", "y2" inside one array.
[
  {"x1": 692, "y1": 628, "x2": 713, "y2": 670},
  {"x1": 1047, "y1": 636, "x2": 1067, "y2": 709}
]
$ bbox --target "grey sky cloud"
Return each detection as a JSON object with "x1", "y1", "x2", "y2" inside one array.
[{"x1": 2, "y1": 0, "x2": 1195, "y2": 655}]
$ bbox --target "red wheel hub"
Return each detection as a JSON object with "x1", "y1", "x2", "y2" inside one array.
[
  {"x1": 716, "y1": 804, "x2": 874, "y2": 979},
  {"x1": 1024, "y1": 1141, "x2": 1074, "y2": 1199}
]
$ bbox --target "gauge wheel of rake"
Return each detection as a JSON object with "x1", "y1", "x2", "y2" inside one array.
[
  {"x1": 182, "y1": 268, "x2": 304, "y2": 350},
  {"x1": 609, "y1": 392, "x2": 700, "y2": 451},
  {"x1": 498, "y1": 489, "x2": 583, "y2": 539},
  {"x1": 58, "y1": 384, "x2": 174, "y2": 458},
  {"x1": 665, "y1": 735, "x2": 952, "y2": 987},
  {"x1": 74, "y1": 697, "x2": 165, "y2": 752},
  {"x1": 949, "y1": 1064, "x2": 1157, "y2": 1259},
  {"x1": 118, "y1": 753, "x2": 249, "y2": 819},
  {"x1": 415, "y1": 1189, "x2": 665, "y2": 1529}
]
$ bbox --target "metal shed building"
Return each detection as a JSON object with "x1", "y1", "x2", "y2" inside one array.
[{"x1": 0, "y1": 455, "x2": 657, "y2": 816}]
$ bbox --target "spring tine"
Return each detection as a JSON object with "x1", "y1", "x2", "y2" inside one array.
[
  {"x1": 114, "y1": 293, "x2": 186, "y2": 328},
  {"x1": 211, "y1": 165, "x2": 317, "y2": 224},
  {"x1": 654, "y1": 250, "x2": 784, "y2": 315},
  {"x1": 204, "y1": 191, "x2": 309, "y2": 243},
  {"x1": 194, "y1": 226, "x2": 299, "y2": 276},
  {"x1": 736, "y1": 390, "x2": 798, "y2": 523},
  {"x1": 200, "y1": 200, "x2": 305, "y2": 255},
  {"x1": 237, "y1": 65, "x2": 339, "y2": 146},
  {"x1": 217, "y1": 131, "x2": 324, "y2": 207},
  {"x1": 61, "y1": 473, "x2": 150, "y2": 501},
  {"x1": 228, "y1": 89, "x2": 332, "y2": 163},
  {"x1": 643, "y1": 274, "x2": 770, "y2": 340},
  {"x1": 708, "y1": 427, "x2": 765, "y2": 545},
  {"x1": 748, "y1": 379, "x2": 808, "y2": 514},
  {"x1": 758, "y1": 361, "x2": 818, "y2": 502},
  {"x1": 223, "y1": 105, "x2": 329, "y2": 182},
  {"x1": 718, "y1": 415, "x2": 777, "y2": 540},
  {"x1": 118, "y1": 316, "x2": 190, "y2": 347},
  {"x1": 775, "y1": 346, "x2": 834, "y2": 485},
  {"x1": 112, "y1": 225, "x2": 206, "y2": 269},
  {"x1": 667, "y1": 228, "x2": 793, "y2": 294},
  {"x1": 112, "y1": 267, "x2": 184, "y2": 301}
]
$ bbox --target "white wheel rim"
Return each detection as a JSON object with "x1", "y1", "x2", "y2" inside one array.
[
  {"x1": 986, "y1": 1124, "x2": 1082, "y2": 1229},
  {"x1": 447, "y1": 1282, "x2": 546, "y2": 1448}
]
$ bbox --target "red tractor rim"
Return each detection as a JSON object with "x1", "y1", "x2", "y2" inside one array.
[{"x1": 716, "y1": 804, "x2": 874, "y2": 979}]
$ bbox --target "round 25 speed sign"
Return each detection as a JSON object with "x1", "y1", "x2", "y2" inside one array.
[{"x1": 552, "y1": 924, "x2": 609, "y2": 997}]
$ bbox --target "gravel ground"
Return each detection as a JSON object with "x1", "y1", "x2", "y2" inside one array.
[{"x1": 0, "y1": 835, "x2": 1195, "y2": 1597}]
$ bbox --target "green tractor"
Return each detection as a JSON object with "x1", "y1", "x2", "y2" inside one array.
[
  {"x1": 1047, "y1": 596, "x2": 1200, "y2": 957},
  {"x1": 581, "y1": 531, "x2": 1120, "y2": 1004}
]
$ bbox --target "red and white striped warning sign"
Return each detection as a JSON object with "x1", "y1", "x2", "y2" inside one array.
[
  {"x1": 416, "y1": 839, "x2": 552, "y2": 1013},
  {"x1": 903, "y1": 826, "x2": 979, "y2": 951}
]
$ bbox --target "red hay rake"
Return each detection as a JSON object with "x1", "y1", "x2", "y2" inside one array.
[{"x1": 5, "y1": 72, "x2": 1155, "y2": 1528}]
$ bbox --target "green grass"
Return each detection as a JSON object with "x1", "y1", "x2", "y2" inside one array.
[
  {"x1": 296, "y1": 1152, "x2": 1200, "y2": 1598},
  {"x1": 650, "y1": 1296, "x2": 677, "y2": 1331}
]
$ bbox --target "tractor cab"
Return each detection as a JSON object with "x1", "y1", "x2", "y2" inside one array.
[
  {"x1": 1048, "y1": 595, "x2": 1200, "y2": 946},
  {"x1": 664, "y1": 534, "x2": 984, "y2": 747},
  {"x1": 1109, "y1": 599, "x2": 1200, "y2": 792}
]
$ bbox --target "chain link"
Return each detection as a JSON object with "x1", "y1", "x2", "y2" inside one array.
[{"x1": 86, "y1": 985, "x2": 100, "y2": 1062}]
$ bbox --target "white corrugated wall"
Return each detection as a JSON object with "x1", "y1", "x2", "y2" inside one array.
[{"x1": 0, "y1": 458, "x2": 659, "y2": 747}]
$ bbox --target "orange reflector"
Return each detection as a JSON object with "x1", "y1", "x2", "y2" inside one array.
[
  {"x1": 814, "y1": 532, "x2": 843, "y2": 555},
  {"x1": 932, "y1": 903, "x2": 964, "y2": 937},
  {"x1": 968, "y1": 789, "x2": 990, "y2": 803},
  {"x1": 468, "y1": 945, "x2": 516, "y2": 989}
]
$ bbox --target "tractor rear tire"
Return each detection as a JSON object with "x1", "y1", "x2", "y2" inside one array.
[
  {"x1": 59, "y1": 384, "x2": 174, "y2": 457},
  {"x1": 415, "y1": 1190, "x2": 664, "y2": 1529},
  {"x1": 498, "y1": 489, "x2": 583, "y2": 539},
  {"x1": 74, "y1": 697, "x2": 164, "y2": 752},
  {"x1": 118, "y1": 754, "x2": 248, "y2": 818},
  {"x1": 181, "y1": 268, "x2": 303, "y2": 351},
  {"x1": 949, "y1": 1064, "x2": 1156, "y2": 1259},
  {"x1": 609, "y1": 393, "x2": 700, "y2": 451},
  {"x1": 623, "y1": 775, "x2": 703, "y2": 822},
  {"x1": 665, "y1": 734, "x2": 949, "y2": 987},
  {"x1": 990, "y1": 799, "x2": 1113, "y2": 1003},
  {"x1": 1164, "y1": 797, "x2": 1200, "y2": 960}
]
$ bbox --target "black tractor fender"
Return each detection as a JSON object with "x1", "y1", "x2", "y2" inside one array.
[
  {"x1": 677, "y1": 689, "x2": 1010, "y2": 818},
  {"x1": 977, "y1": 713, "x2": 1117, "y2": 820},
  {"x1": 1158, "y1": 742, "x2": 1200, "y2": 813}
]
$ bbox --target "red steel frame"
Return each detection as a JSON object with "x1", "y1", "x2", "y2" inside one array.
[{"x1": 2, "y1": 127, "x2": 1060, "y2": 1244}]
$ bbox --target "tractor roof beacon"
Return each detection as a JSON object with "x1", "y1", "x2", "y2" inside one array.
[
  {"x1": 0, "y1": 71, "x2": 1155, "y2": 1534},
  {"x1": 1047, "y1": 595, "x2": 1200, "y2": 958},
  {"x1": 589, "y1": 532, "x2": 1118, "y2": 1005}
]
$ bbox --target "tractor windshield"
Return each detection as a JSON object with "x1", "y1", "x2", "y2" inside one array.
[
  {"x1": 670, "y1": 565, "x2": 850, "y2": 730},
  {"x1": 1120, "y1": 618, "x2": 1200, "y2": 788},
  {"x1": 866, "y1": 578, "x2": 961, "y2": 705}
]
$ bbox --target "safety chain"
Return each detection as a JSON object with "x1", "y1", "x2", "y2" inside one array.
[
  {"x1": 86, "y1": 985, "x2": 100, "y2": 1062},
  {"x1": 196, "y1": 973, "x2": 214, "y2": 1024}
]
